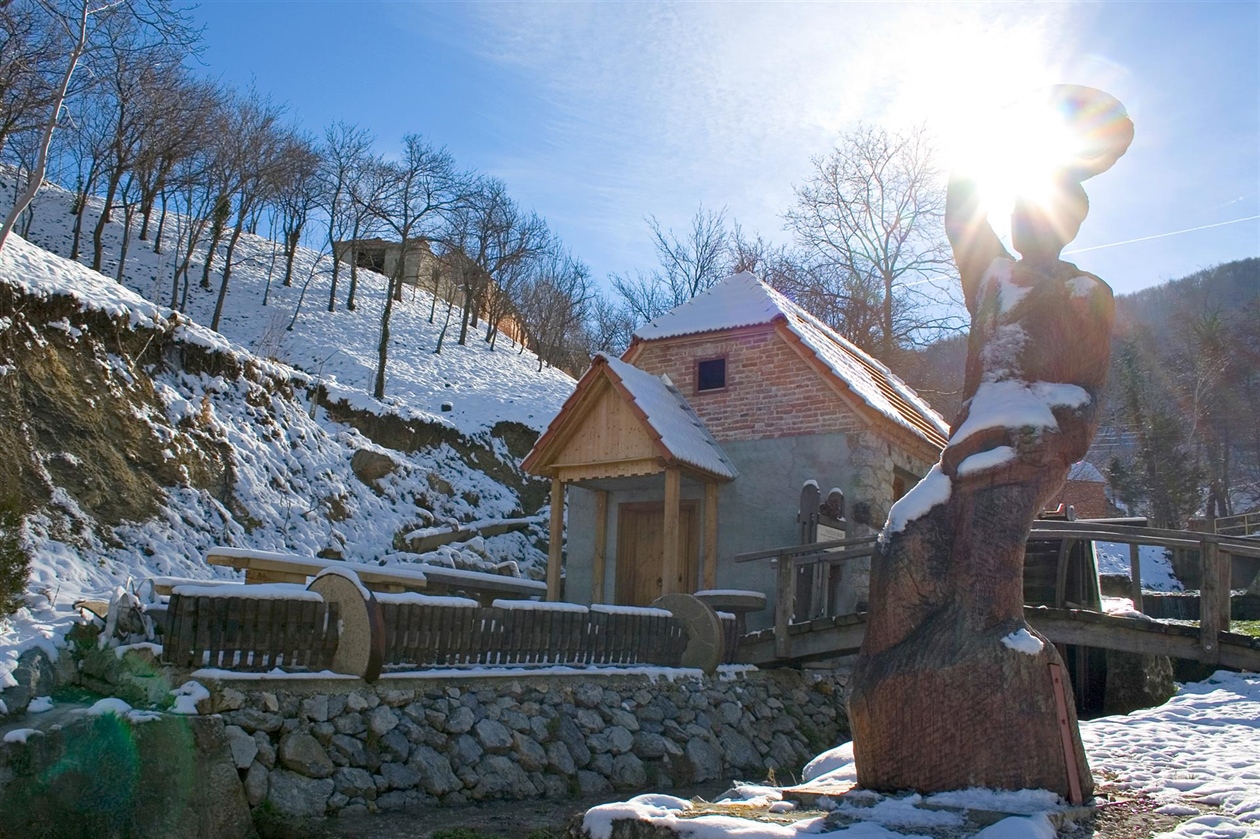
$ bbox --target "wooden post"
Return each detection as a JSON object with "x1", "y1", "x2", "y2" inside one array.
[
  {"x1": 1199, "y1": 538, "x2": 1221, "y2": 664},
  {"x1": 1217, "y1": 542, "x2": 1232, "y2": 633},
  {"x1": 592, "y1": 490, "x2": 608, "y2": 604},
  {"x1": 775, "y1": 550, "x2": 793, "y2": 659},
  {"x1": 1128, "y1": 542, "x2": 1143, "y2": 614},
  {"x1": 547, "y1": 477, "x2": 565, "y2": 602},
  {"x1": 703, "y1": 482, "x2": 719, "y2": 591},
  {"x1": 662, "y1": 467, "x2": 681, "y2": 595}
]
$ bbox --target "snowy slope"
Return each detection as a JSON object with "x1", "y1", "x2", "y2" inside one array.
[{"x1": 0, "y1": 170, "x2": 576, "y2": 435}]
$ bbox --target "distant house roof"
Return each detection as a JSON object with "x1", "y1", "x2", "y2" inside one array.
[
  {"x1": 522, "y1": 354, "x2": 738, "y2": 482},
  {"x1": 1068, "y1": 461, "x2": 1106, "y2": 483},
  {"x1": 629, "y1": 272, "x2": 950, "y2": 449}
]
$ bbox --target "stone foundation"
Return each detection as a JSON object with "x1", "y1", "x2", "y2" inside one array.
[{"x1": 201, "y1": 668, "x2": 848, "y2": 819}]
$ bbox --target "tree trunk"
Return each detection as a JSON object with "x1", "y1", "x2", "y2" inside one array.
[
  {"x1": 154, "y1": 192, "x2": 168, "y2": 255},
  {"x1": 457, "y1": 284, "x2": 473, "y2": 345},
  {"x1": 283, "y1": 227, "x2": 300, "y2": 287},
  {"x1": 91, "y1": 168, "x2": 123, "y2": 272},
  {"x1": 374, "y1": 272, "x2": 400, "y2": 398},
  {"x1": 211, "y1": 216, "x2": 247, "y2": 332}
]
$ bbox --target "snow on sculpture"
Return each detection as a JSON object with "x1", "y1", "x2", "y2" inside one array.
[{"x1": 849, "y1": 86, "x2": 1134, "y2": 799}]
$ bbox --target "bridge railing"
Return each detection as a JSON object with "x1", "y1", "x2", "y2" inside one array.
[{"x1": 736, "y1": 520, "x2": 1260, "y2": 664}]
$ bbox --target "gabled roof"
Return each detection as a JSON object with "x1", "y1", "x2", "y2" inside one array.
[
  {"x1": 522, "y1": 354, "x2": 738, "y2": 482},
  {"x1": 629, "y1": 272, "x2": 950, "y2": 450}
]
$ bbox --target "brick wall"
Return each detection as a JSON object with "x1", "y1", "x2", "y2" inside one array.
[
  {"x1": 630, "y1": 329, "x2": 861, "y2": 442},
  {"x1": 1052, "y1": 480, "x2": 1110, "y2": 520}
]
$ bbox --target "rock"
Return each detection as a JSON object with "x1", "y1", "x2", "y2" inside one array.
[
  {"x1": 232, "y1": 708, "x2": 283, "y2": 734},
  {"x1": 632, "y1": 731, "x2": 668, "y2": 759},
  {"x1": 224, "y1": 724, "x2": 258, "y2": 769},
  {"x1": 685, "y1": 738, "x2": 722, "y2": 783},
  {"x1": 346, "y1": 692, "x2": 372, "y2": 712},
  {"x1": 379, "y1": 689, "x2": 415, "y2": 707},
  {"x1": 261, "y1": 692, "x2": 280, "y2": 712},
  {"x1": 577, "y1": 770, "x2": 612, "y2": 796},
  {"x1": 269, "y1": 770, "x2": 334, "y2": 819},
  {"x1": 245, "y1": 761, "x2": 270, "y2": 807},
  {"x1": 254, "y1": 731, "x2": 277, "y2": 768},
  {"x1": 367, "y1": 705, "x2": 400, "y2": 737},
  {"x1": 380, "y1": 761, "x2": 422, "y2": 790},
  {"x1": 575, "y1": 708, "x2": 605, "y2": 733},
  {"x1": 718, "y1": 729, "x2": 761, "y2": 771},
  {"x1": 589, "y1": 752, "x2": 613, "y2": 777},
  {"x1": 1104, "y1": 650, "x2": 1176, "y2": 715},
  {"x1": 605, "y1": 725, "x2": 634, "y2": 755},
  {"x1": 380, "y1": 729, "x2": 411, "y2": 763},
  {"x1": 546, "y1": 740, "x2": 577, "y2": 776},
  {"x1": 574, "y1": 683, "x2": 604, "y2": 708},
  {"x1": 475, "y1": 718, "x2": 513, "y2": 752},
  {"x1": 302, "y1": 695, "x2": 330, "y2": 722},
  {"x1": 450, "y1": 733, "x2": 484, "y2": 766},
  {"x1": 607, "y1": 708, "x2": 641, "y2": 732},
  {"x1": 279, "y1": 732, "x2": 335, "y2": 779},
  {"x1": 333, "y1": 712, "x2": 366, "y2": 736},
  {"x1": 328, "y1": 791, "x2": 350, "y2": 812},
  {"x1": 215, "y1": 687, "x2": 246, "y2": 713},
  {"x1": 472, "y1": 754, "x2": 536, "y2": 800},
  {"x1": 334, "y1": 767, "x2": 377, "y2": 798},
  {"x1": 555, "y1": 715, "x2": 592, "y2": 767},
  {"x1": 719, "y1": 702, "x2": 743, "y2": 726},
  {"x1": 352, "y1": 449, "x2": 399, "y2": 484},
  {"x1": 410, "y1": 744, "x2": 462, "y2": 795},
  {"x1": 376, "y1": 790, "x2": 410, "y2": 812},
  {"x1": 513, "y1": 732, "x2": 548, "y2": 771},
  {"x1": 610, "y1": 754, "x2": 648, "y2": 789},
  {"x1": 446, "y1": 705, "x2": 475, "y2": 734}
]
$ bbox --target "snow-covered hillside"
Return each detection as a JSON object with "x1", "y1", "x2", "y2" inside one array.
[
  {"x1": 0, "y1": 170, "x2": 576, "y2": 435},
  {"x1": 0, "y1": 174, "x2": 579, "y2": 678}
]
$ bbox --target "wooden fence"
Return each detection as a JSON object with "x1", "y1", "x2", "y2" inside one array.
[
  {"x1": 161, "y1": 589, "x2": 731, "y2": 674},
  {"x1": 164, "y1": 590, "x2": 340, "y2": 672},
  {"x1": 378, "y1": 602, "x2": 692, "y2": 669}
]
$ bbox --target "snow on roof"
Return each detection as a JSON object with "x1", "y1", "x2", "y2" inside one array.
[
  {"x1": 632, "y1": 272, "x2": 949, "y2": 448},
  {"x1": 1068, "y1": 460, "x2": 1106, "y2": 483},
  {"x1": 600, "y1": 354, "x2": 738, "y2": 480}
]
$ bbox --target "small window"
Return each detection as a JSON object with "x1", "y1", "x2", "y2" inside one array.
[{"x1": 696, "y1": 357, "x2": 727, "y2": 392}]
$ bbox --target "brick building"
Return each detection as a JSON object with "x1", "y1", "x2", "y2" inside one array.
[{"x1": 523, "y1": 272, "x2": 947, "y2": 628}]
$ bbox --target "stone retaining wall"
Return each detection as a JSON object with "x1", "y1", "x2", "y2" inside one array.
[{"x1": 202, "y1": 668, "x2": 848, "y2": 820}]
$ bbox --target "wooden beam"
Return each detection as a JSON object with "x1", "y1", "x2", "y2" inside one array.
[
  {"x1": 1129, "y1": 543, "x2": 1143, "y2": 614},
  {"x1": 704, "y1": 482, "x2": 719, "y2": 591},
  {"x1": 775, "y1": 551, "x2": 794, "y2": 659},
  {"x1": 592, "y1": 490, "x2": 608, "y2": 604},
  {"x1": 1200, "y1": 539, "x2": 1221, "y2": 662},
  {"x1": 662, "y1": 467, "x2": 681, "y2": 595},
  {"x1": 547, "y1": 477, "x2": 565, "y2": 602}
]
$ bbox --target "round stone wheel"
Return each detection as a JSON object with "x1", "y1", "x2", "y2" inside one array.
[
  {"x1": 652, "y1": 593, "x2": 725, "y2": 674},
  {"x1": 308, "y1": 569, "x2": 385, "y2": 681}
]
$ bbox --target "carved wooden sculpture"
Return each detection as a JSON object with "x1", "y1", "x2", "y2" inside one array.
[{"x1": 849, "y1": 87, "x2": 1134, "y2": 799}]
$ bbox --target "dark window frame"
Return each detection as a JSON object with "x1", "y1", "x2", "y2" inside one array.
[{"x1": 694, "y1": 355, "x2": 728, "y2": 394}]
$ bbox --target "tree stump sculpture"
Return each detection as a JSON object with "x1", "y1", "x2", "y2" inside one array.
[{"x1": 849, "y1": 87, "x2": 1134, "y2": 799}]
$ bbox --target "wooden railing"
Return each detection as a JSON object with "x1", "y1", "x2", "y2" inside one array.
[
  {"x1": 164, "y1": 587, "x2": 340, "y2": 672},
  {"x1": 378, "y1": 600, "x2": 692, "y2": 669},
  {"x1": 1213, "y1": 510, "x2": 1260, "y2": 539},
  {"x1": 736, "y1": 520, "x2": 1260, "y2": 663}
]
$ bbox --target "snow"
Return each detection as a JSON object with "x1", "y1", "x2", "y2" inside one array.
[
  {"x1": 599, "y1": 354, "x2": 738, "y2": 479},
  {"x1": 313, "y1": 565, "x2": 373, "y2": 600},
  {"x1": 999, "y1": 627, "x2": 1044, "y2": 655},
  {"x1": 3, "y1": 728, "x2": 42, "y2": 744},
  {"x1": 1096, "y1": 542, "x2": 1184, "y2": 591},
  {"x1": 591, "y1": 604, "x2": 675, "y2": 618},
  {"x1": 1067, "y1": 460, "x2": 1106, "y2": 483},
  {"x1": 26, "y1": 696, "x2": 53, "y2": 713},
  {"x1": 587, "y1": 672, "x2": 1260, "y2": 839},
  {"x1": 956, "y1": 446, "x2": 1017, "y2": 477},
  {"x1": 631, "y1": 272, "x2": 948, "y2": 446},
  {"x1": 0, "y1": 171, "x2": 560, "y2": 687},
  {"x1": 168, "y1": 680, "x2": 210, "y2": 715},
  {"x1": 950, "y1": 379, "x2": 1091, "y2": 448},
  {"x1": 881, "y1": 464, "x2": 951, "y2": 539},
  {"x1": 491, "y1": 599, "x2": 587, "y2": 612},
  {"x1": 170, "y1": 582, "x2": 322, "y2": 601},
  {"x1": 374, "y1": 592, "x2": 478, "y2": 607}
]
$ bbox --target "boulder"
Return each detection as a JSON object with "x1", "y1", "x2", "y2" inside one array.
[
  {"x1": 1103, "y1": 650, "x2": 1176, "y2": 715},
  {"x1": 279, "y1": 732, "x2": 335, "y2": 779},
  {"x1": 267, "y1": 769, "x2": 334, "y2": 820},
  {"x1": 351, "y1": 449, "x2": 399, "y2": 484}
]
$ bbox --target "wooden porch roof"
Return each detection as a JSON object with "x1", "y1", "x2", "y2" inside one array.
[{"x1": 522, "y1": 354, "x2": 738, "y2": 485}]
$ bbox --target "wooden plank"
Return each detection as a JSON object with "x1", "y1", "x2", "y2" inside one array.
[
  {"x1": 662, "y1": 467, "x2": 682, "y2": 596},
  {"x1": 224, "y1": 599, "x2": 244, "y2": 668},
  {"x1": 704, "y1": 482, "x2": 719, "y2": 591},
  {"x1": 1201, "y1": 540, "x2": 1222, "y2": 664},
  {"x1": 548, "y1": 478, "x2": 565, "y2": 601},
  {"x1": 1129, "y1": 543, "x2": 1143, "y2": 614},
  {"x1": 202, "y1": 597, "x2": 221, "y2": 669},
  {"x1": 592, "y1": 490, "x2": 608, "y2": 604},
  {"x1": 775, "y1": 553, "x2": 794, "y2": 659},
  {"x1": 1054, "y1": 539, "x2": 1074, "y2": 608},
  {"x1": 172, "y1": 595, "x2": 195, "y2": 667},
  {"x1": 252, "y1": 598, "x2": 274, "y2": 670}
]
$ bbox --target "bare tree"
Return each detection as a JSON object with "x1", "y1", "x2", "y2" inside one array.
[
  {"x1": 0, "y1": 0, "x2": 198, "y2": 256},
  {"x1": 0, "y1": 1, "x2": 68, "y2": 157},
  {"x1": 785, "y1": 124, "x2": 958, "y2": 361},
  {"x1": 361, "y1": 134, "x2": 463, "y2": 399},
  {"x1": 611, "y1": 204, "x2": 731, "y2": 325},
  {"x1": 272, "y1": 131, "x2": 320, "y2": 287},
  {"x1": 519, "y1": 245, "x2": 594, "y2": 373},
  {"x1": 317, "y1": 120, "x2": 372, "y2": 312}
]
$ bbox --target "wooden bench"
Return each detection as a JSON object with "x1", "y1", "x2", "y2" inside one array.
[
  {"x1": 695, "y1": 589, "x2": 767, "y2": 635},
  {"x1": 204, "y1": 547, "x2": 545, "y2": 606}
]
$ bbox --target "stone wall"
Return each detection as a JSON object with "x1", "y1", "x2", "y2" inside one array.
[{"x1": 205, "y1": 668, "x2": 848, "y2": 820}]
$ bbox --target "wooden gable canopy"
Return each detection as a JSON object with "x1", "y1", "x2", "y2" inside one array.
[{"x1": 522, "y1": 354, "x2": 738, "y2": 485}]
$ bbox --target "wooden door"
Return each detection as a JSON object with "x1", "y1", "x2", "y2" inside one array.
[{"x1": 616, "y1": 501, "x2": 699, "y2": 606}]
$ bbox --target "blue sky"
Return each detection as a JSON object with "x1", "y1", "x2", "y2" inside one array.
[{"x1": 190, "y1": 1, "x2": 1258, "y2": 299}]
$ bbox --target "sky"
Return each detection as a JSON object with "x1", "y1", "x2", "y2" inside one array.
[{"x1": 188, "y1": 1, "x2": 1259, "y2": 301}]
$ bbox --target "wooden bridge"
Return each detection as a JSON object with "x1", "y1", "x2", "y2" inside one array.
[{"x1": 736, "y1": 519, "x2": 1260, "y2": 673}]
